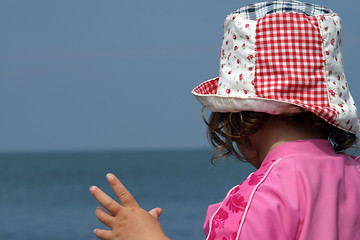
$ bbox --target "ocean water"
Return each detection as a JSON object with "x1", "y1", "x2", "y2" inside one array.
[{"x1": 0, "y1": 149, "x2": 255, "y2": 240}]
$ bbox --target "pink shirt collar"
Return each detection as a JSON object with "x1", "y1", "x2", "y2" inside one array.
[{"x1": 261, "y1": 139, "x2": 335, "y2": 167}]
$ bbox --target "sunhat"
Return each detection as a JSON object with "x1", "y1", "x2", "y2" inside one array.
[{"x1": 192, "y1": 0, "x2": 360, "y2": 133}]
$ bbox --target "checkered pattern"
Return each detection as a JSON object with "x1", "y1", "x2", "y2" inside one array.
[
  {"x1": 305, "y1": 105, "x2": 338, "y2": 126},
  {"x1": 254, "y1": 12, "x2": 337, "y2": 122},
  {"x1": 233, "y1": 0, "x2": 333, "y2": 21},
  {"x1": 192, "y1": 77, "x2": 219, "y2": 95}
]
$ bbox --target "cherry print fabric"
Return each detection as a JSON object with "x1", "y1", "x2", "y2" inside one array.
[
  {"x1": 216, "y1": 14, "x2": 257, "y2": 99},
  {"x1": 317, "y1": 14, "x2": 359, "y2": 132},
  {"x1": 204, "y1": 139, "x2": 360, "y2": 239}
]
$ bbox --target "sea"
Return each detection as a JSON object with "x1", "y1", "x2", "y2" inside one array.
[{"x1": 0, "y1": 149, "x2": 255, "y2": 240}]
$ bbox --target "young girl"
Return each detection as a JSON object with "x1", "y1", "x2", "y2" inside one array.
[{"x1": 89, "y1": 1, "x2": 360, "y2": 239}]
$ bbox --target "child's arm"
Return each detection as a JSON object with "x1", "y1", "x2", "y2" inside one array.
[{"x1": 89, "y1": 173, "x2": 170, "y2": 240}]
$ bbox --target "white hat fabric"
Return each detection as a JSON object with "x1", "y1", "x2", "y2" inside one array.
[{"x1": 192, "y1": 0, "x2": 360, "y2": 133}]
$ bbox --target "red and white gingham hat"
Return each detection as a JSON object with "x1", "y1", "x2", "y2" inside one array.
[{"x1": 192, "y1": 0, "x2": 360, "y2": 133}]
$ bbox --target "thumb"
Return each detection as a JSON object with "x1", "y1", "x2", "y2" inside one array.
[{"x1": 149, "y1": 207, "x2": 163, "y2": 220}]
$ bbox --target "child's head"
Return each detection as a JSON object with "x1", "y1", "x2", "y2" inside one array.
[
  {"x1": 204, "y1": 110, "x2": 357, "y2": 165},
  {"x1": 192, "y1": 0, "x2": 359, "y2": 163}
]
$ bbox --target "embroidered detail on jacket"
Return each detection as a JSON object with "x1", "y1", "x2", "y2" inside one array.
[
  {"x1": 236, "y1": 158, "x2": 282, "y2": 239},
  {"x1": 205, "y1": 158, "x2": 281, "y2": 240}
]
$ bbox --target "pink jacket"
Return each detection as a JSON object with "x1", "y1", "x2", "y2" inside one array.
[{"x1": 204, "y1": 139, "x2": 360, "y2": 239}]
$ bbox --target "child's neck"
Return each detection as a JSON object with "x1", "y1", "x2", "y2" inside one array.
[{"x1": 251, "y1": 116, "x2": 327, "y2": 165}]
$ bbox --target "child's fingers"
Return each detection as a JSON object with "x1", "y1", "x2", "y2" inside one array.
[
  {"x1": 106, "y1": 173, "x2": 139, "y2": 208},
  {"x1": 89, "y1": 186, "x2": 121, "y2": 215},
  {"x1": 93, "y1": 228, "x2": 113, "y2": 240},
  {"x1": 149, "y1": 207, "x2": 163, "y2": 220},
  {"x1": 95, "y1": 207, "x2": 114, "y2": 228}
]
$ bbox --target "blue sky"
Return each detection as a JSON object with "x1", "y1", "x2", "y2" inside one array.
[{"x1": 1, "y1": 0, "x2": 359, "y2": 152}]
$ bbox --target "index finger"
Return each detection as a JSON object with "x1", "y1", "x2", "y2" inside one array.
[
  {"x1": 106, "y1": 173, "x2": 139, "y2": 208},
  {"x1": 89, "y1": 186, "x2": 122, "y2": 215}
]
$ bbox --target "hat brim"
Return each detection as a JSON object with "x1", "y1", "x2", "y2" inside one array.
[{"x1": 192, "y1": 77, "x2": 300, "y2": 114}]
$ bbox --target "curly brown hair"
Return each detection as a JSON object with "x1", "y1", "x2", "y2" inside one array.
[{"x1": 203, "y1": 109, "x2": 358, "y2": 163}]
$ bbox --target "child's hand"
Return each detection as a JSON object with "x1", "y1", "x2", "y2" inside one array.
[{"x1": 89, "y1": 173, "x2": 170, "y2": 240}]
